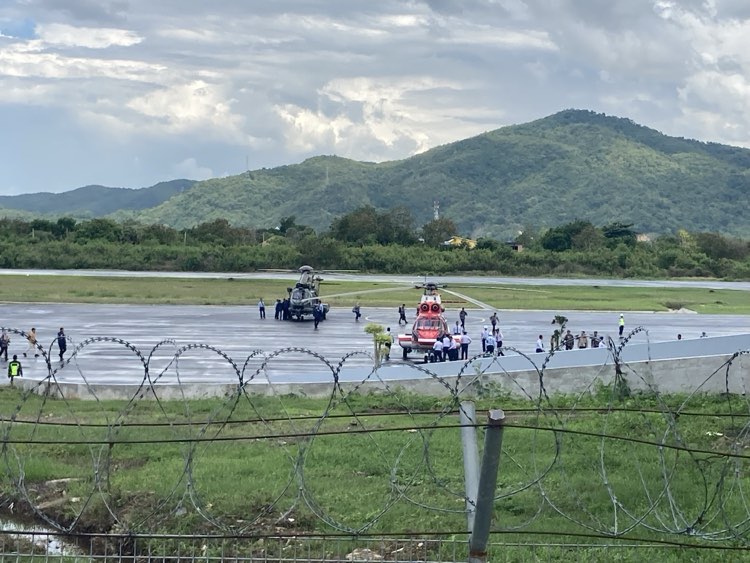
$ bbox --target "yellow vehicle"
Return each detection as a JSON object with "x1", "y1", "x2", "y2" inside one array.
[{"x1": 443, "y1": 236, "x2": 477, "y2": 249}]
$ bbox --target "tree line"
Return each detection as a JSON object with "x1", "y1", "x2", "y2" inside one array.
[{"x1": 0, "y1": 209, "x2": 748, "y2": 279}]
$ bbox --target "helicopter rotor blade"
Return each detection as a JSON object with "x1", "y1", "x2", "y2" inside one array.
[{"x1": 299, "y1": 285, "x2": 418, "y2": 303}]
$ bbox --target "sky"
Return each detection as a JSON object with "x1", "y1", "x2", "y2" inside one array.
[{"x1": 2, "y1": 0, "x2": 750, "y2": 195}]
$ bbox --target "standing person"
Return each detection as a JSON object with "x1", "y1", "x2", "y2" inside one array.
[
  {"x1": 577, "y1": 330, "x2": 588, "y2": 349},
  {"x1": 352, "y1": 302, "x2": 361, "y2": 321},
  {"x1": 591, "y1": 331, "x2": 601, "y2": 348},
  {"x1": 480, "y1": 326, "x2": 489, "y2": 353},
  {"x1": 24, "y1": 328, "x2": 39, "y2": 358},
  {"x1": 618, "y1": 314, "x2": 625, "y2": 337},
  {"x1": 495, "y1": 328, "x2": 505, "y2": 356},
  {"x1": 485, "y1": 331, "x2": 496, "y2": 356},
  {"x1": 383, "y1": 327, "x2": 394, "y2": 361},
  {"x1": 459, "y1": 308, "x2": 467, "y2": 329},
  {"x1": 274, "y1": 299, "x2": 282, "y2": 320},
  {"x1": 442, "y1": 333, "x2": 451, "y2": 362},
  {"x1": 431, "y1": 339, "x2": 443, "y2": 362},
  {"x1": 453, "y1": 321, "x2": 462, "y2": 335},
  {"x1": 460, "y1": 331, "x2": 472, "y2": 360},
  {"x1": 0, "y1": 329, "x2": 9, "y2": 361},
  {"x1": 57, "y1": 327, "x2": 67, "y2": 360},
  {"x1": 535, "y1": 335, "x2": 544, "y2": 353},
  {"x1": 7, "y1": 354, "x2": 22, "y2": 386},
  {"x1": 258, "y1": 298, "x2": 266, "y2": 320},
  {"x1": 562, "y1": 330, "x2": 574, "y2": 350}
]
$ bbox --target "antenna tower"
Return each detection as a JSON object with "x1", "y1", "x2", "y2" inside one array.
[{"x1": 433, "y1": 200, "x2": 440, "y2": 221}]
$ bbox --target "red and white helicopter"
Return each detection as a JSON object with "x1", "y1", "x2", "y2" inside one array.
[{"x1": 397, "y1": 282, "x2": 461, "y2": 361}]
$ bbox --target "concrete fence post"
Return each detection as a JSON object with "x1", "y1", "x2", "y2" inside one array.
[
  {"x1": 468, "y1": 409, "x2": 505, "y2": 563},
  {"x1": 459, "y1": 401, "x2": 480, "y2": 532}
]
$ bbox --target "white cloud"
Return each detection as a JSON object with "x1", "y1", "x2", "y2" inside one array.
[
  {"x1": 172, "y1": 158, "x2": 214, "y2": 180},
  {"x1": 2, "y1": 0, "x2": 750, "y2": 195},
  {"x1": 126, "y1": 80, "x2": 246, "y2": 140},
  {"x1": 275, "y1": 75, "x2": 502, "y2": 159},
  {"x1": 36, "y1": 23, "x2": 141, "y2": 48}
]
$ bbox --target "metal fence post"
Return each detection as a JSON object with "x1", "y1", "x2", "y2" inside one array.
[
  {"x1": 459, "y1": 401, "x2": 480, "y2": 532},
  {"x1": 468, "y1": 409, "x2": 505, "y2": 563}
]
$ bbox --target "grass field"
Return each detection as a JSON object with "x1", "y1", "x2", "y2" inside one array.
[
  {"x1": 1, "y1": 384, "x2": 749, "y2": 561},
  {"x1": 0, "y1": 272, "x2": 748, "y2": 561},
  {"x1": 0, "y1": 274, "x2": 748, "y2": 314}
]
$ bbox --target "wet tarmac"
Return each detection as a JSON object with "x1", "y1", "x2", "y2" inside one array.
[{"x1": 2, "y1": 302, "x2": 748, "y2": 385}]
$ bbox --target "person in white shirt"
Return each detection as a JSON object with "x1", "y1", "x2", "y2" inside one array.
[
  {"x1": 432, "y1": 339, "x2": 443, "y2": 362},
  {"x1": 460, "y1": 331, "x2": 472, "y2": 360},
  {"x1": 535, "y1": 335, "x2": 544, "y2": 353},
  {"x1": 453, "y1": 321, "x2": 462, "y2": 335},
  {"x1": 442, "y1": 334, "x2": 451, "y2": 361},
  {"x1": 480, "y1": 326, "x2": 489, "y2": 353},
  {"x1": 258, "y1": 298, "x2": 266, "y2": 319},
  {"x1": 485, "y1": 332, "x2": 496, "y2": 356},
  {"x1": 448, "y1": 336, "x2": 458, "y2": 361}
]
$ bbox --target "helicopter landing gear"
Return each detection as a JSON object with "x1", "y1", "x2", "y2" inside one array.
[
  {"x1": 296, "y1": 315, "x2": 303, "y2": 321},
  {"x1": 402, "y1": 347, "x2": 410, "y2": 360}
]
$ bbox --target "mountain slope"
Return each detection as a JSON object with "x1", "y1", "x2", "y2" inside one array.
[
  {"x1": 0, "y1": 179, "x2": 195, "y2": 216},
  {"x1": 5, "y1": 110, "x2": 750, "y2": 237},
  {"x1": 130, "y1": 110, "x2": 750, "y2": 238}
]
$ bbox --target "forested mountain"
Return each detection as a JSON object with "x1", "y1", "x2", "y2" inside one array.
[
  {"x1": 0, "y1": 179, "x2": 194, "y2": 217},
  {"x1": 128, "y1": 110, "x2": 750, "y2": 238},
  {"x1": 6, "y1": 110, "x2": 750, "y2": 238}
]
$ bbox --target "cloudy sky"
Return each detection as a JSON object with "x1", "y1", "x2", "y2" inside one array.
[{"x1": 1, "y1": 0, "x2": 750, "y2": 195}]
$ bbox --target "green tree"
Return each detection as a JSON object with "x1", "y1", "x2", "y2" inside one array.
[
  {"x1": 541, "y1": 220, "x2": 595, "y2": 252},
  {"x1": 420, "y1": 218, "x2": 458, "y2": 247},
  {"x1": 75, "y1": 218, "x2": 123, "y2": 242},
  {"x1": 328, "y1": 206, "x2": 380, "y2": 245},
  {"x1": 53, "y1": 217, "x2": 77, "y2": 239},
  {"x1": 602, "y1": 222, "x2": 637, "y2": 247}
]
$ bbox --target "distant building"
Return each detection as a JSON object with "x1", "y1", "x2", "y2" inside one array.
[
  {"x1": 443, "y1": 236, "x2": 477, "y2": 249},
  {"x1": 506, "y1": 241, "x2": 523, "y2": 252}
]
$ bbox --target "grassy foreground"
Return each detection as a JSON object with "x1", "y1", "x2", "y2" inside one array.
[
  {"x1": 0, "y1": 273, "x2": 748, "y2": 313},
  {"x1": 1, "y1": 385, "x2": 748, "y2": 561}
]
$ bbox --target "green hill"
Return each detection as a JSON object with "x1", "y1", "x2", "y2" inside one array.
[
  {"x1": 0, "y1": 179, "x2": 195, "y2": 217},
  {"x1": 7, "y1": 110, "x2": 750, "y2": 238},
  {"x1": 131, "y1": 110, "x2": 750, "y2": 238}
]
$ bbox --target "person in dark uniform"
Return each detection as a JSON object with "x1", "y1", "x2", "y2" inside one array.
[
  {"x1": 398, "y1": 305, "x2": 407, "y2": 325},
  {"x1": 0, "y1": 330, "x2": 10, "y2": 361},
  {"x1": 313, "y1": 304, "x2": 323, "y2": 329},
  {"x1": 274, "y1": 299, "x2": 282, "y2": 320},
  {"x1": 57, "y1": 327, "x2": 67, "y2": 360}
]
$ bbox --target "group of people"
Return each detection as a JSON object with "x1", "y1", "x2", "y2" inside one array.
[
  {"x1": 4, "y1": 327, "x2": 68, "y2": 386},
  {"x1": 429, "y1": 331, "x2": 473, "y2": 362},
  {"x1": 541, "y1": 329, "x2": 604, "y2": 353},
  {"x1": 264, "y1": 297, "x2": 327, "y2": 323}
]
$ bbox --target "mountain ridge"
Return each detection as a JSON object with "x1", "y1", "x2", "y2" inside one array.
[{"x1": 3, "y1": 110, "x2": 750, "y2": 238}]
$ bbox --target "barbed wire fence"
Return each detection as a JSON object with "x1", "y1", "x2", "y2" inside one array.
[{"x1": 0, "y1": 325, "x2": 749, "y2": 561}]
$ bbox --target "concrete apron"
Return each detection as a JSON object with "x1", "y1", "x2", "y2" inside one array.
[{"x1": 14, "y1": 334, "x2": 750, "y2": 401}]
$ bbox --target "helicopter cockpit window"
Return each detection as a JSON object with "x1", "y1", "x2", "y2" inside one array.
[
  {"x1": 292, "y1": 289, "x2": 305, "y2": 301},
  {"x1": 415, "y1": 317, "x2": 442, "y2": 330}
]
